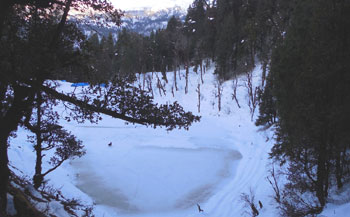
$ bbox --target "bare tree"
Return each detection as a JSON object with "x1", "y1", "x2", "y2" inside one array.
[
  {"x1": 245, "y1": 71, "x2": 259, "y2": 120},
  {"x1": 146, "y1": 75, "x2": 154, "y2": 98},
  {"x1": 267, "y1": 166, "x2": 281, "y2": 204},
  {"x1": 241, "y1": 188, "x2": 259, "y2": 217},
  {"x1": 232, "y1": 75, "x2": 241, "y2": 108},
  {"x1": 142, "y1": 73, "x2": 146, "y2": 91},
  {"x1": 178, "y1": 66, "x2": 182, "y2": 81},
  {"x1": 171, "y1": 85, "x2": 175, "y2": 97},
  {"x1": 215, "y1": 80, "x2": 224, "y2": 112},
  {"x1": 196, "y1": 83, "x2": 201, "y2": 113},
  {"x1": 156, "y1": 73, "x2": 166, "y2": 96},
  {"x1": 200, "y1": 60, "x2": 204, "y2": 84},
  {"x1": 261, "y1": 62, "x2": 268, "y2": 87},
  {"x1": 174, "y1": 69, "x2": 178, "y2": 91},
  {"x1": 137, "y1": 73, "x2": 143, "y2": 90},
  {"x1": 185, "y1": 64, "x2": 189, "y2": 94}
]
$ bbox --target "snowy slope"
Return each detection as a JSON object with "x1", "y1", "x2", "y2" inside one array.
[{"x1": 8, "y1": 64, "x2": 350, "y2": 217}]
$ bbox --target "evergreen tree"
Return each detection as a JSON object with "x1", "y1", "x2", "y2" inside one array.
[
  {"x1": 265, "y1": 0, "x2": 350, "y2": 212},
  {"x1": 24, "y1": 91, "x2": 85, "y2": 189},
  {"x1": 115, "y1": 28, "x2": 146, "y2": 77},
  {"x1": 166, "y1": 16, "x2": 183, "y2": 71},
  {"x1": 184, "y1": 0, "x2": 208, "y2": 69}
]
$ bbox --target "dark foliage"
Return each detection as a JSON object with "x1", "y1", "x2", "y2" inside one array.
[{"x1": 257, "y1": 0, "x2": 350, "y2": 214}]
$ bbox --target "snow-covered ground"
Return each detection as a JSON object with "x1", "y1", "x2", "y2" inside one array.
[{"x1": 8, "y1": 65, "x2": 350, "y2": 216}]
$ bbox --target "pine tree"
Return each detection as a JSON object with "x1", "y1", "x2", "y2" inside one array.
[
  {"x1": 267, "y1": 0, "x2": 350, "y2": 211},
  {"x1": 24, "y1": 91, "x2": 85, "y2": 189}
]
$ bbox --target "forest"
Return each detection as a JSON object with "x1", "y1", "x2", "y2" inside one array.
[{"x1": 0, "y1": 0, "x2": 349, "y2": 216}]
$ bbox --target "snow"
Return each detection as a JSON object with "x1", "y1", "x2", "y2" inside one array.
[
  {"x1": 321, "y1": 203, "x2": 350, "y2": 217},
  {"x1": 7, "y1": 64, "x2": 349, "y2": 217}
]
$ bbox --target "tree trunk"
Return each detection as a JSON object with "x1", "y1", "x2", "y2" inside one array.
[
  {"x1": 34, "y1": 93, "x2": 43, "y2": 189},
  {"x1": 174, "y1": 68, "x2": 178, "y2": 91},
  {"x1": 316, "y1": 148, "x2": 327, "y2": 207},
  {"x1": 218, "y1": 84, "x2": 222, "y2": 112},
  {"x1": 0, "y1": 132, "x2": 10, "y2": 212},
  {"x1": 262, "y1": 61, "x2": 267, "y2": 87},
  {"x1": 185, "y1": 62, "x2": 189, "y2": 94},
  {"x1": 335, "y1": 150, "x2": 343, "y2": 189},
  {"x1": 161, "y1": 70, "x2": 168, "y2": 83},
  {"x1": 196, "y1": 83, "x2": 200, "y2": 113},
  {"x1": 200, "y1": 61, "x2": 204, "y2": 84}
]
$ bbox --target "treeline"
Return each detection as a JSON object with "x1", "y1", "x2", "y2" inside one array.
[{"x1": 80, "y1": 0, "x2": 293, "y2": 82}]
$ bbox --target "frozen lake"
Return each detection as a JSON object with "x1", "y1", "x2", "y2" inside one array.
[{"x1": 72, "y1": 145, "x2": 242, "y2": 215}]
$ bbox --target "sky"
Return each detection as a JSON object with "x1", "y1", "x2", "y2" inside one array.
[{"x1": 110, "y1": 0, "x2": 194, "y2": 11}]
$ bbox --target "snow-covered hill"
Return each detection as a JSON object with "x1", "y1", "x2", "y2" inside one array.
[
  {"x1": 8, "y1": 65, "x2": 350, "y2": 216},
  {"x1": 121, "y1": 6, "x2": 186, "y2": 35}
]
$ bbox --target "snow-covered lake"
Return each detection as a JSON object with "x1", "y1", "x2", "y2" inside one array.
[{"x1": 72, "y1": 144, "x2": 241, "y2": 214}]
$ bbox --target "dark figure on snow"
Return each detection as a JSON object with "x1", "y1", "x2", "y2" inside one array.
[{"x1": 197, "y1": 203, "x2": 203, "y2": 212}]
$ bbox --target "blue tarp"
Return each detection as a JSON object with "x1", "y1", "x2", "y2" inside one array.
[
  {"x1": 71, "y1": 82, "x2": 89, "y2": 87},
  {"x1": 70, "y1": 83, "x2": 107, "y2": 87}
]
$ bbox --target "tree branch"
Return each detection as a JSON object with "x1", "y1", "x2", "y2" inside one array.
[
  {"x1": 42, "y1": 159, "x2": 65, "y2": 177},
  {"x1": 40, "y1": 85, "x2": 153, "y2": 126}
]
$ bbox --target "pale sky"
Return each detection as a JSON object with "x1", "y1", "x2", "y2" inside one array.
[{"x1": 111, "y1": 0, "x2": 193, "y2": 11}]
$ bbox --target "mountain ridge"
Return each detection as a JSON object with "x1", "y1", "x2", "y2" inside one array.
[{"x1": 73, "y1": 6, "x2": 187, "y2": 38}]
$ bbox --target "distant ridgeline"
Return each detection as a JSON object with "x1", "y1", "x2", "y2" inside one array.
[
  {"x1": 121, "y1": 7, "x2": 186, "y2": 36},
  {"x1": 72, "y1": 6, "x2": 186, "y2": 38}
]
